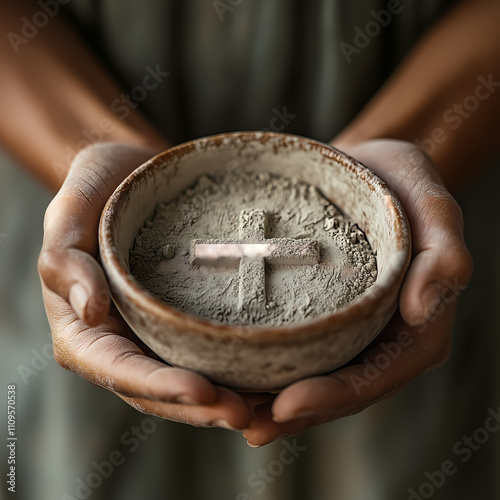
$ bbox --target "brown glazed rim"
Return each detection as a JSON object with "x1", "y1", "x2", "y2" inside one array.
[{"x1": 99, "y1": 132, "x2": 411, "y2": 343}]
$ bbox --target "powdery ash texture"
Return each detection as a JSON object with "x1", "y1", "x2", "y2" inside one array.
[{"x1": 130, "y1": 170, "x2": 377, "y2": 326}]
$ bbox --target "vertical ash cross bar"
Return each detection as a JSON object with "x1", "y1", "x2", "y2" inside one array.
[{"x1": 237, "y1": 210, "x2": 268, "y2": 313}]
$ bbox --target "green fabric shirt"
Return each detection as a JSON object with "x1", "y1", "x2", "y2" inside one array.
[{"x1": 66, "y1": 0, "x2": 455, "y2": 143}]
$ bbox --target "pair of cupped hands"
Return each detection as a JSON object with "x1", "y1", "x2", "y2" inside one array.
[{"x1": 38, "y1": 138, "x2": 472, "y2": 447}]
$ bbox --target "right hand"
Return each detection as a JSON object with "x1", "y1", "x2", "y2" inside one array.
[
  {"x1": 38, "y1": 142, "x2": 252, "y2": 430},
  {"x1": 242, "y1": 139, "x2": 473, "y2": 446}
]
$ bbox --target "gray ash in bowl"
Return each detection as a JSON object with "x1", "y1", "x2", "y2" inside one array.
[{"x1": 130, "y1": 170, "x2": 377, "y2": 326}]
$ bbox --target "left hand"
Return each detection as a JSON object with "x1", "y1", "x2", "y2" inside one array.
[
  {"x1": 39, "y1": 143, "x2": 251, "y2": 430},
  {"x1": 243, "y1": 139, "x2": 473, "y2": 446}
]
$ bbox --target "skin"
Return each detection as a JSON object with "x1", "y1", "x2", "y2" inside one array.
[
  {"x1": 243, "y1": 140, "x2": 471, "y2": 444},
  {"x1": 2, "y1": 0, "x2": 499, "y2": 444}
]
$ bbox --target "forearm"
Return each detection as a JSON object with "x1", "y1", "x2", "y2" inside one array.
[
  {"x1": 335, "y1": 0, "x2": 500, "y2": 193},
  {"x1": 0, "y1": 2, "x2": 168, "y2": 192}
]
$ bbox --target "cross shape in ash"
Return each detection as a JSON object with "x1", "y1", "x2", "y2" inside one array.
[{"x1": 190, "y1": 209, "x2": 320, "y2": 312}]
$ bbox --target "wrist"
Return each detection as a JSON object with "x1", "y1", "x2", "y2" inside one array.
[
  {"x1": 331, "y1": 126, "x2": 376, "y2": 151},
  {"x1": 101, "y1": 118, "x2": 169, "y2": 154},
  {"x1": 48, "y1": 111, "x2": 169, "y2": 191}
]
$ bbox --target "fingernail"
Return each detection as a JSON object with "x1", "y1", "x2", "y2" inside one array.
[
  {"x1": 421, "y1": 282, "x2": 443, "y2": 320},
  {"x1": 69, "y1": 283, "x2": 89, "y2": 320},
  {"x1": 213, "y1": 420, "x2": 243, "y2": 431},
  {"x1": 246, "y1": 441, "x2": 262, "y2": 448},
  {"x1": 175, "y1": 395, "x2": 205, "y2": 406},
  {"x1": 272, "y1": 415, "x2": 289, "y2": 423}
]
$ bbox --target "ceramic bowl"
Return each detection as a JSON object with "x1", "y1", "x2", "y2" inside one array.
[{"x1": 99, "y1": 132, "x2": 411, "y2": 391}]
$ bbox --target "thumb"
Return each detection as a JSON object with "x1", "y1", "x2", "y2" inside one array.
[
  {"x1": 39, "y1": 143, "x2": 158, "y2": 325},
  {"x1": 335, "y1": 139, "x2": 473, "y2": 326},
  {"x1": 38, "y1": 246, "x2": 111, "y2": 327},
  {"x1": 397, "y1": 181, "x2": 473, "y2": 326}
]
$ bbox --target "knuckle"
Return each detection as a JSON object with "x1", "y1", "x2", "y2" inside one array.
[
  {"x1": 418, "y1": 183, "x2": 458, "y2": 222},
  {"x1": 428, "y1": 189, "x2": 464, "y2": 233},
  {"x1": 454, "y1": 247, "x2": 474, "y2": 285},
  {"x1": 38, "y1": 249, "x2": 58, "y2": 282},
  {"x1": 71, "y1": 144, "x2": 112, "y2": 177},
  {"x1": 42, "y1": 197, "x2": 58, "y2": 232},
  {"x1": 439, "y1": 243, "x2": 474, "y2": 289},
  {"x1": 52, "y1": 341, "x2": 72, "y2": 371},
  {"x1": 72, "y1": 143, "x2": 102, "y2": 166},
  {"x1": 416, "y1": 186, "x2": 473, "y2": 285},
  {"x1": 125, "y1": 399, "x2": 151, "y2": 415},
  {"x1": 51, "y1": 325, "x2": 84, "y2": 372}
]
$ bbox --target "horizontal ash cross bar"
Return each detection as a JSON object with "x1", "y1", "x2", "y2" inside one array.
[
  {"x1": 191, "y1": 239, "x2": 319, "y2": 267},
  {"x1": 189, "y1": 209, "x2": 320, "y2": 312}
]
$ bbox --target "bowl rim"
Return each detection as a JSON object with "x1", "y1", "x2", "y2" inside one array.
[{"x1": 99, "y1": 131, "x2": 411, "y2": 342}]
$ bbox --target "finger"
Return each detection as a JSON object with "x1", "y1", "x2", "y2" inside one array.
[
  {"x1": 117, "y1": 386, "x2": 251, "y2": 430},
  {"x1": 243, "y1": 403, "x2": 316, "y2": 447},
  {"x1": 270, "y1": 308, "x2": 454, "y2": 425},
  {"x1": 397, "y1": 185, "x2": 472, "y2": 325},
  {"x1": 243, "y1": 402, "x2": 358, "y2": 447},
  {"x1": 341, "y1": 140, "x2": 473, "y2": 326},
  {"x1": 39, "y1": 144, "x2": 156, "y2": 325},
  {"x1": 45, "y1": 288, "x2": 218, "y2": 405},
  {"x1": 237, "y1": 392, "x2": 276, "y2": 414},
  {"x1": 39, "y1": 248, "x2": 110, "y2": 325}
]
